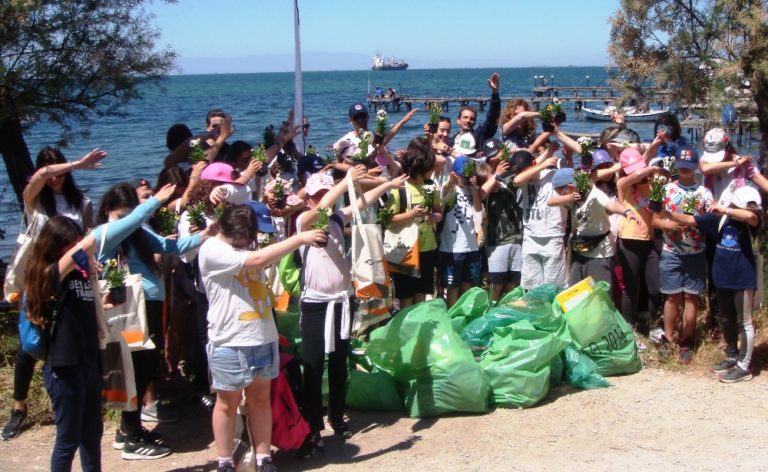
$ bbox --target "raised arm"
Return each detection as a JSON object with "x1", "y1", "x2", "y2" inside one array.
[
  {"x1": 244, "y1": 230, "x2": 325, "y2": 269},
  {"x1": 513, "y1": 155, "x2": 557, "y2": 187},
  {"x1": 501, "y1": 111, "x2": 539, "y2": 136},
  {"x1": 300, "y1": 166, "x2": 367, "y2": 230},
  {"x1": 341, "y1": 174, "x2": 409, "y2": 220},
  {"x1": 24, "y1": 149, "x2": 107, "y2": 212},
  {"x1": 384, "y1": 108, "x2": 419, "y2": 145}
]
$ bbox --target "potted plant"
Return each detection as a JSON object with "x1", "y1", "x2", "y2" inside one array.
[
  {"x1": 577, "y1": 136, "x2": 594, "y2": 168},
  {"x1": 188, "y1": 138, "x2": 207, "y2": 163},
  {"x1": 312, "y1": 207, "x2": 331, "y2": 248},
  {"x1": 573, "y1": 170, "x2": 592, "y2": 203},
  {"x1": 539, "y1": 99, "x2": 565, "y2": 132},
  {"x1": 375, "y1": 207, "x2": 394, "y2": 231},
  {"x1": 271, "y1": 178, "x2": 287, "y2": 209},
  {"x1": 461, "y1": 159, "x2": 477, "y2": 186},
  {"x1": 682, "y1": 193, "x2": 699, "y2": 215},
  {"x1": 428, "y1": 103, "x2": 443, "y2": 134},
  {"x1": 353, "y1": 130, "x2": 373, "y2": 166},
  {"x1": 187, "y1": 201, "x2": 208, "y2": 229},
  {"x1": 648, "y1": 175, "x2": 667, "y2": 212},
  {"x1": 421, "y1": 181, "x2": 437, "y2": 213},
  {"x1": 251, "y1": 144, "x2": 268, "y2": 176},
  {"x1": 105, "y1": 258, "x2": 128, "y2": 305},
  {"x1": 498, "y1": 143, "x2": 512, "y2": 162},
  {"x1": 154, "y1": 207, "x2": 179, "y2": 236},
  {"x1": 374, "y1": 109, "x2": 388, "y2": 145}
]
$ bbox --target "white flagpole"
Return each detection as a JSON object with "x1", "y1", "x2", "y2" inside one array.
[{"x1": 293, "y1": 0, "x2": 305, "y2": 153}]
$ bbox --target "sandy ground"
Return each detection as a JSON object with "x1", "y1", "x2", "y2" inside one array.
[{"x1": 1, "y1": 367, "x2": 767, "y2": 472}]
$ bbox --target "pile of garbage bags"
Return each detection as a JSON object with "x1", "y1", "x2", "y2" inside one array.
[{"x1": 277, "y1": 281, "x2": 641, "y2": 418}]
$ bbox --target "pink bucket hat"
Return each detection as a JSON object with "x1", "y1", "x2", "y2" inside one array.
[
  {"x1": 620, "y1": 148, "x2": 646, "y2": 175},
  {"x1": 305, "y1": 173, "x2": 335, "y2": 196},
  {"x1": 201, "y1": 162, "x2": 238, "y2": 183}
]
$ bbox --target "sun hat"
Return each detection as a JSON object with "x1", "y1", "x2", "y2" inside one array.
[
  {"x1": 348, "y1": 103, "x2": 369, "y2": 119},
  {"x1": 305, "y1": 173, "x2": 335, "y2": 196},
  {"x1": 620, "y1": 148, "x2": 646, "y2": 175},
  {"x1": 247, "y1": 202, "x2": 277, "y2": 233},
  {"x1": 591, "y1": 149, "x2": 614, "y2": 171},
  {"x1": 201, "y1": 162, "x2": 238, "y2": 183},
  {"x1": 701, "y1": 128, "x2": 729, "y2": 163},
  {"x1": 675, "y1": 145, "x2": 699, "y2": 170},
  {"x1": 551, "y1": 167, "x2": 575, "y2": 188},
  {"x1": 732, "y1": 185, "x2": 762, "y2": 210}
]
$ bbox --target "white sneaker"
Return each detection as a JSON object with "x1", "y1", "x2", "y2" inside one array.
[{"x1": 649, "y1": 327, "x2": 665, "y2": 345}]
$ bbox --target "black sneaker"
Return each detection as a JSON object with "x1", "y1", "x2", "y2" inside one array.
[
  {"x1": 1, "y1": 409, "x2": 27, "y2": 441},
  {"x1": 121, "y1": 437, "x2": 172, "y2": 460},
  {"x1": 198, "y1": 393, "x2": 216, "y2": 411},
  {"x1": 256, "y1": 457, "x2": 278, "y2": 472},
  {"x1": 113, "y1": 427, "x2": 166, "y2": 450},
  {"x1": 217, "y1": 462, "x2": 235, "y2": 472},
  {"x1": 711, "y1": 358, "x2": 737, "y2": 374},
  {"x1": 297, "y1": 431, "x2": 324, "y2": 459},
  {"x1": 331, "y1": 422, "x2": 353, "y2": 439},
  {"x1": 719, "y1": 365, "x2": 753, "y2": 384}
]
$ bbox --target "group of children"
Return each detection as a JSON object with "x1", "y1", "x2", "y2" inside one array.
[{"x1": 2, "y1": 71, "x2": 766, "y2": 472}]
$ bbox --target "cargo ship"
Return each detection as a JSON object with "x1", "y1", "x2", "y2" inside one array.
[{"x1": 372, "y1": 53, "x2": 408, "y2": 71}]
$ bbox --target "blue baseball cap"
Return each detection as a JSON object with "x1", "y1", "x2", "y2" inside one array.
[
  {"x1": 551, "y1": 168, "x2": 575, "y2": 188},
  {"x1": 452, "y1": 155, "x2": 470, "y2": 175},
  {"x1": 675, "y1": 145, "x2": 699, "y2": 170},
  {"x1": 348, "y1": 103, "x2": 369, "y2": 119},
  {"x1": 247, "y1": 202, "x2": 277, "y2": 233}
]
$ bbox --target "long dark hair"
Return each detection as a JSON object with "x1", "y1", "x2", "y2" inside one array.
[
  {"x1": 400, "y1": 137, "x2": 436, "y2": 179},
  {"x1": 219, "y1": 205, "x2": 256, "y2": 244},
  {"x1": 35, "y1": 147, "x2": 86, "y2": 217},
  {"x1": 155, "y1": 166, "x2": 189, "y2": 193},
  {"x1": 96, "y1": 183, "x2": 159, "y2": 273},
  {"x1": 25, "y1": 216, "x2": 83, "y2": 326}
]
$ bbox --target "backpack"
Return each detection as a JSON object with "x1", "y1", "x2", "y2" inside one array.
[
  {"x1": 271, "y1": 353, "x2": 310, "y2": 450},
  {"x1": 18, "y1": 292, "x2": 65, "y2": 361}
]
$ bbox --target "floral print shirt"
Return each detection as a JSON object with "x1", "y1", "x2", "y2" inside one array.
[{"x1": 662, "y1": 181, "x2": 714, "y2": 255}]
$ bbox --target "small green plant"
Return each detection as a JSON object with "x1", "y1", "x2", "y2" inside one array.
[
  {"x1": 251, "y1": 144, "x2": 267, "y2": 162},
  {"x1": 263, "y1": 124, "x2": 276, "y2": 148},
  {"x1": 428, "y1": 103, "x2": 443, "y2": 125},
  {"x1": 154, "y1": 207, "x2": 179, "y2": 235},
  {"x1": 375, "y1": 109, "x2": 389, "y2": 136},
  {"x1": 325, "y1": 145, "x2": 336, "y2": 165},
  {"x1": 188, "y1": 138, "x2": 207, "y2": 162},
  {"x1": 539, "y1": 100, "x2": 563, "y2": 124},
  {"x1": 649, "y1": 175, "x2": 667, "y2": 202},
  {"x1": 462, "y1": 159, "x2": 477, "y2": 178},
  {"x1": 577, "y1": 136, "x2": 593, "y2": 158},
  {"x1": 573, "y1": 170, "x2": 592, "y2": 194},
  {"x1": 186, "y1": 201, "x2": 207, "y2": 227},
  {"x1": 499, "y1": 143, "x2": 511, "y2": 162},
  {"x1": 104, "y1": 259, "x2": 127, "y2": 288},
  {"x1": 682, "y1": 193, "x2": 699, "y2": 215},
  {"x1": 213, "y1": 203, "x2": 226, "y2": 222},
  {"x1": 422, "y1": 182, "x2": 437, "y2": 210},
  {"x1": 271, "y1": 178, "x2": 286, "y2": 200},
  {"x1": 354, "y1": 130, "x2": 372, "y2": 161},
  {"x1": 376, "y1": 207, "x2": 394, "y2": 230},
  {"x1": 312, "y1": 207, "x2": 331, "y2": 230}
]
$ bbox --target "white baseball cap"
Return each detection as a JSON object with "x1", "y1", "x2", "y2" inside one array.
[
  {"x1": 732, "y1": 185, "x2": 761, "y2": 210},
  {"x1": 701, "y1": 128, "x2": 729, "y2": 163}
]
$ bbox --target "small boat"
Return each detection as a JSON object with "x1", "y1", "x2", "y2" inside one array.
[
  {"x1": 372, "y1": 53, "x2": 408, "y2": 71},
  {"x1": 582, "y1": 104, "x2": 668, "y2": 122}
]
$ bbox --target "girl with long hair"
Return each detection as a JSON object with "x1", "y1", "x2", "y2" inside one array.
[{"x1": 26, "y1": 183, "x2": 177, "y2": 471}]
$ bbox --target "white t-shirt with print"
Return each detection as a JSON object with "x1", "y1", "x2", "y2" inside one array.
[
  {"x1": 199, "y1": 237, "x2": 277, "y2": 347},
  {"x1": 519, "y1": 168, "x2": 566, "y2": 238},
  {"x1": 440, "y1": 185, "x2": 479, "y2": 254},
  {"x1": 572, "y1": 186, "x2": 615, "y2": 258}
]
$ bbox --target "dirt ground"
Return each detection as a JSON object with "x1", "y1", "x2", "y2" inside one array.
[{"x1": 1, "y1": 367, "x2": 766, "y2": 472}]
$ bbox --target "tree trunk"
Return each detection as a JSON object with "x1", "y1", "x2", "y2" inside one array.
[{"x1": 0, "y1": 115, "x2": 33, "y2": 207}]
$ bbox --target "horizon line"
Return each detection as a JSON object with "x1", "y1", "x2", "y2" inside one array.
[{"x1": 169, "y1": 65, "x2": 611, "y2": 77}]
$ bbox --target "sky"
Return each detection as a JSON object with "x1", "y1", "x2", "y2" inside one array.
[{"x1": 148, "y1": 0, "x2": 617, "y2": 74}]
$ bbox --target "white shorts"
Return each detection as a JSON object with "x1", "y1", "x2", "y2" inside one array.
[
  {"x1": 488, "y1": 243, "x2": 523, "y2": 274},
  {"x1": 521, "y1": 235, "x2": 567, "y2": 290}
]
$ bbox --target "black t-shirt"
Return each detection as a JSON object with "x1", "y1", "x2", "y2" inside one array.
[
  {"x1": 694, "y1": 213, "x2": 759, "y2": 290},
  {"x1": 487, "y1": 184, "x2": 522, "y2": 246},
  {"x1": 47, "y1": 260, "x2": 99, "y2": 367}
]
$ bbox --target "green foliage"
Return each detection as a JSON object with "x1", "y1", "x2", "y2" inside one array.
[
  {"x1": 154, "y1": 207, "x2": 179, "y2": 235},
  {"x1": 462, "y1": 159, "x2": 476, "y2": 178},
  {"x1": 573, "y1": 170, "x2": 592, "y2": 194},
  {"x1": 312, "y1": 207, "x2": 331, "y2": 230},
  {"x1": 428, "y1": 103, "x2": 443, "y2": 124},
  {"x1": 649, "y1": 175, "x2": 667, "y2": 202},
  {"x1": 104, "y1": 259, "x2": 127, "y2": 288},
  {"x1": 186, "y1": 201, "x2": 207, "y2": 227},
  {"x1": 376, "y1": 207, "x2": 394, "y2": 230},
  {"x1": 251, "y1": 144, "x2": 267, "y2": 162},
  {"x1": 539, "y1": 101, "x2": 562, "y2": 123},
  {"x1": 375, "y1": 109, "x2": 389, "y2": 136},
  {"x1": 499, "y1": 143, "x2": 511, "y2": 162},
  {"x1": 355, "y1": 131, "x2": 372, "y2": 161}
]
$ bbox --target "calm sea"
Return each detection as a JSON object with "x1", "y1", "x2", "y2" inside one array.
[{"x1": 0, "y1": 66, "x2": 756, "y2": 258}]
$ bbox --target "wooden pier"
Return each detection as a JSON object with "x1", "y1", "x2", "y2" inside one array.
[{"x1": 368, "y1": 86, "x2": 673, "y2": 113}]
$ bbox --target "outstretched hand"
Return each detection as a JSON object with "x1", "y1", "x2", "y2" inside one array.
[
  {"x1": 154, "y1": 184, "x2": 177, "y2": 204},
  {"x1": 78, "y1": 149, "x2": 108, "y2": 169},
  {"x1": 488, "y1": 73, "x2": 500, "y2": 92}
]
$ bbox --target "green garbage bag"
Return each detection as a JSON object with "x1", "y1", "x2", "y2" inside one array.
[
  {"x1": 562, "y1": 346, "x2": 610, "y2": 389},
  {"x1": 479, "y1": 320, "x2": 568, "y2": 408},
  {"x1": 497, "y1": 286, "x2": 525, "y2": 306},
  {"x1": 346, "y1": 369, "x2": 403, "y2": 411},
  {"x1": 556, "y1": 282, "x2": 641, "y2": 376},
  {"x1": 447, "y1": 287, "x2": 490, "y2": 333},
  {"x1": 550, "y1": 351, "x2": 564, "y2": 387},
  {"x1": 275, "y1": 310, "x2": 302, "y2": 356},
  {"x1": 366, "y1": 299, "x2": 491, "y2": 417}
]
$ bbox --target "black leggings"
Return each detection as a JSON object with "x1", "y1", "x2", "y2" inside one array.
[
  {"x1": 618, "y1": 238, "x2": 661, "y2": 327},
  {"x1": 193, "y1": 291, "x2": 211, "y2": 395},
  {"x1": 299, "y1": 300, "x2": 350, "y2": 433},
  {"x1": 120, "y1": 300, "x2": 163, "y2": 437},
  {"x1": 717, "y1": 288, "x2": 755, "y2": 368},
  {"x1": 13, "y1": 349, "x2": 37, "y2": 402}
]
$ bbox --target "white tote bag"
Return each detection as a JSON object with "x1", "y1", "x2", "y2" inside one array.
[
  {"x1": 347, "y1": 173, "x2": 390, "y2": 301},
  {"x1": 3, "y1": 211, "x2": 44, "y2": 302},
  {"x1": 383, "y1": 187, "x2": 421, "y2": 278}
]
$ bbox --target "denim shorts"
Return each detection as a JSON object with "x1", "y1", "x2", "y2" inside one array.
[
  {"x1": 206, "y1": 342, "x2": 279, "y2": 391},
  {"x1": 440, "y1": 251, "x2": 482, "y2": 288},
  {"x1": 659, "y1": 251, "x2": 706, "y2": 295}
]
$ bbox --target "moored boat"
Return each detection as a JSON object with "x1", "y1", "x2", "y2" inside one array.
[{"x1": 582, "y1": 104, "x2": 668, "y2": 122}]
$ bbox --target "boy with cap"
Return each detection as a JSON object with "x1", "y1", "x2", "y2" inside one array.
[
  {"x1": 652, "y1": 145, "x2": 714, "y2": 364},
  {"x1": 512, "y1": 144, "x2": 566, "y2": 289},
  {"x1": 439, "y1": 155, "x2": 486, "y2": 305},
  {"x1": 548, "y1": 161, "x2": 637, "y2": 286},
  {"x1": 664, "y1": 186, "x2": 763, "y2": 382}
]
